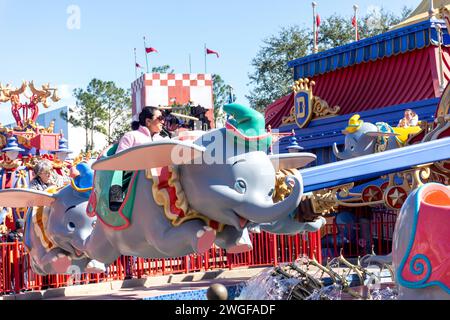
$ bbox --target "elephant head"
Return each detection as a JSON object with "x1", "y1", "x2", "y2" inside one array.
[
  {"x1": 333, "y1": 114, "x2": 398, "y2": 160},
  {"x1": 0, "y1": 163, "x2": 97, "y2": 263}
]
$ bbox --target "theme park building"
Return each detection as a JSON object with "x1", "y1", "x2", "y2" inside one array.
[{"x1": 265, "y1": 9, "x2": 450, "y2": 253}]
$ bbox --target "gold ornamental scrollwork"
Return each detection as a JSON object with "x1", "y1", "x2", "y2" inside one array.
[{"x1": 282, "y1": 78, "x2": 340, "y2": 126}]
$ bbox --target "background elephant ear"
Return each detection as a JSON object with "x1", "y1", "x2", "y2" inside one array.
[
  {"x1": 0, "y1": 189, "x2": 55, "y2": 208},
  {"x1": 269, "y1": 153, "x2": 317, "y2": 171},
  {"x1": 92, "y1": 140, "x2": 205, "y2": 171},
  {"x1": 365, "y1": 131, "x2": 399, "y2": 137}
]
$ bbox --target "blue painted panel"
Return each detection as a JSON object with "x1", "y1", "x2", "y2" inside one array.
[
  {"x1": 401, "y1": 34, "x2": 409, "y2": 53},
  {"x1": 337, "y1": 53, "x2": 344, "y2": 68},
  {"x1": 349, "y1": 50, "x2": 356, "y2": 65},
  {"x1": 385, "y1": 39, "x2": 393, "y2": 56},
  {"x1": 320, "y1": 58, "x2": 327, "y2": 73},
  {"x1": 370, "y1": 44, "x2": 378, "y2": 60},
  {"x1": 408, "y1": 33, "x2": 416, "y2": 50},
  {"x1": 363, "y1": 46, "x2": 370, "y2": 61},
  {"x1": 393, "y1": 37, "x2": 401, "y2": 54},
  {"x1": 356, "y1": 47, "x2": 364, "y2": 64},
  {"x1": 416, "y1": 30, "x2": 425, "y2": 48},
  {"x1": 343, "y1": 51, "x2": 350, "y2": 66}
]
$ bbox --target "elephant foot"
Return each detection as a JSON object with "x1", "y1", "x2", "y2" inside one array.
[
  {"x1": 196, "y1": 226, "x2": 216, "y2": 253},
  {"x1": 85, "y1": 260, "x2": 106, "y2": 273}
]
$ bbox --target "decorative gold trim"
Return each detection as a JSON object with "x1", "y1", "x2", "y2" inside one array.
[
  {"x1": 312, "y1": 96, "x2": 340, "y2": 118},
  {"x1": 282, "y1": 79, "x2": 340, "y2": 126},
  {"x1": 273, "y1": 168, "x2": 299, "y2": 203}
]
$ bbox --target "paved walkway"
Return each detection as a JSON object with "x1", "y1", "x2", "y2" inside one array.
[{"x1": 1, "y1": 267, "x2": 267, "y2": 300}]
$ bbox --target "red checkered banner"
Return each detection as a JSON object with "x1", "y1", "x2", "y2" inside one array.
[{"x1": 131, "y1": 73, "x2": 214, "y2": 118}]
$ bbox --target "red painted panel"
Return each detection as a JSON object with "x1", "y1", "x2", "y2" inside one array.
[{"x1": 266, "y1": 47, "x2": 449, "y2": 128}]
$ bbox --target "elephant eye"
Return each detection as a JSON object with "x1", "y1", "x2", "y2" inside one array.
[
  {"x1": 234, "y1": 179, "x2": 247, "y2": 194},
  {"x1": 67, "y1": 222, "x2": 76, "y2": 232}
]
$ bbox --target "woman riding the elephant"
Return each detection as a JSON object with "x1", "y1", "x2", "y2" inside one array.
[
  {"x1": 111, "y1": 106, "x2": 168, "y2": 209},
  {"x1": 116, "y1": 106, "x2": 166, "y2": 153}
]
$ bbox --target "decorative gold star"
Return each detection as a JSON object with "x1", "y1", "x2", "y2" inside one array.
[
  {"x1": 365, "y1": 188, "x2": 379, "y2": 201},
  {"x1": 389, "y1": 188, "x2": 406, "y2": 206}
]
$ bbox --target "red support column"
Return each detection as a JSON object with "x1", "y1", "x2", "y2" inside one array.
[
  {"x1": 13, "y1": 241, "x2": 20, "y2": 293},
  {"x1": 272, "y1": 234, "x2": 278, "y2": 266},
  {"x1": 315, "y1": 231, "x2": 322, "y2": 265}
]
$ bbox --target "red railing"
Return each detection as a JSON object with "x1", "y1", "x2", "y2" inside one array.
[{"x1": 0, "y1": 220, "x2": 394, "y2": 295}]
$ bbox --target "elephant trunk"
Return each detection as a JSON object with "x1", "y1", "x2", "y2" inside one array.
[
  {"x1": 333, "y1": 142, "x2": 351, "y2": 160},
  {"x1": 239, "y1": 175, "x2": 303, "y2": 223}
]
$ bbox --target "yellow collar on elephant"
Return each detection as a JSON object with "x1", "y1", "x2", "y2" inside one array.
[{"x1": 147, "y1": 166, "x2": 224, "y2": 232}]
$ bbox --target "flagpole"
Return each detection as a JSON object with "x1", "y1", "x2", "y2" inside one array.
[
  {"x1": 312, "y1": 2, "x2": 317, "y2": 53},
  {"x1": 353, "y1": 4, "x2": 359, "y2": 41},
  {"x1": 134, "y1": 48, "x2": 138, "y2": 79},
  {"x1": 143, "y1": 36, "x2": 149, "y2": 73},
  {"x1": 204, "y1": 43, "x2": 207, "y2": 73},
  {"x1": 189, "y1": 54, "x2": 192, "y2": 73}
]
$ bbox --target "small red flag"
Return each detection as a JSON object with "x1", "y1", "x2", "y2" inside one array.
[
  {"x1": 206, "y1": 48, "x2": 219, "y2": 58},
  {"x1": 145, "y1": 47, "x2": 158, "y2": 54},
  {"x1": 316, "y1": 14, "x2": 321, "y2": 27},
  {"x1": 352, "y1": 15, "x2": 357, "y2": 27}
]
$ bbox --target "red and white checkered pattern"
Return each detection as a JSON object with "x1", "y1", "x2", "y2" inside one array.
[{"x1": 131, "y1": 73, "x2": 214, "y2": 119}]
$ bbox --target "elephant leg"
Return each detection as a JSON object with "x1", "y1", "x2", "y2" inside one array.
[
  {"x1": 215, "y1": 226, "x2": 253, "y2": 254},
  {"x1": 150, "y1": 219, "x2": 215, "y2": 257}
]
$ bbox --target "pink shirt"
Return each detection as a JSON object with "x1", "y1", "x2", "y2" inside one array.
[{"x1": 116, "y1": 125, "x2": 164, "y2": 153}]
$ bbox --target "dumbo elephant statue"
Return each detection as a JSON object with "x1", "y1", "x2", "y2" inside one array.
[
  {"x1": 361, "y1": 182, "x2": 449, "y2": 300},
  {"x1": 332, "y1": 114, "x2": 421, "y2": 160},
  {"x1": 70, "y1": 103, "x2": 324, "y2": 264},
  {"x1": 0, "y1": 163, "x2": 105, "y2": 275},
  {"x1": 392, "y1": 182, "x2": 450, "y2": 300}
]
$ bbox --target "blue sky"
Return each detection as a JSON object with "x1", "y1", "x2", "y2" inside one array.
[{"x1": 0, "y1": 0, "x2": 420, "y2": 123}]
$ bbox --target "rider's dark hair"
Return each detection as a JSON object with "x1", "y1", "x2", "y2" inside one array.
[{"x1": 131, "y1": 106, "x2": 159, "y2": 130}]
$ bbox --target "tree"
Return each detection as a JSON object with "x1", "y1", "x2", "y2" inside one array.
[
  {"x1": 100, "y1": 82, "x2": 131, "y2": 144},
  {"x1": 151, "y1": 65, "x2": 175, "y2": 73},
  {"x1": 318, "y1": 7, "x2": 413, "y2": 49},
  {"x1": 212, "y1": 74, "x2": 234, "y2": 127},
  {"x1": 247, "y1": 26, "x2": 311, "y2": 112},
  {"x1": 62, "y1": 79, "x2": 131, "y2": 151},
  {"x1": 247, "y1": 6, "x2": 412, "y2": 112}
]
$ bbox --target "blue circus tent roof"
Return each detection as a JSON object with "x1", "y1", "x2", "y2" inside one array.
[{"x1": 288, "y1": 20, "x2": 449, "y2": 79}]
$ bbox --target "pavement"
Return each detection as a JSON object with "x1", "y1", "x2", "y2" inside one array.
[{"x1": 0, "y1": 266, "x2": 268, "y2": 300}]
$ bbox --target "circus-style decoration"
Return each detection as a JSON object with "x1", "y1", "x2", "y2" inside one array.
[
  {"x1": 282, "y1": 78, "x2": 340, "y2": 126},
  {"x1": 0, "y1": 81, "x2": 72, "y2": 229}
]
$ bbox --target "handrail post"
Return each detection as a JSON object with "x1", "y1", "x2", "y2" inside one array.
[
  {"x1": 13, "y1": 240, "x2": 20, "y2": 293},
  {"x1": 273, "y1": 234, "x2": 278, "y2": 266}
]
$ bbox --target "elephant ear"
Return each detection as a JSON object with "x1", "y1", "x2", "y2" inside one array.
[
  {"x1": 0, "y1": 189, "x2": 56, "y2": 208},
  {"x1": 92, "y1": 140, "x2": 205, "y2": 171},
  {"x1": 365, "y1": 131, "x2": 399, "y2": 137},
  {"x1": 269, "y1": 153, "x2": 317, "y2": 171}
]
